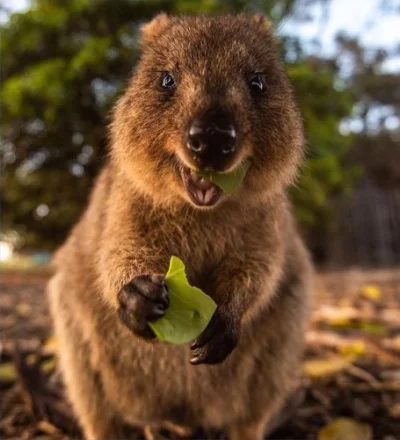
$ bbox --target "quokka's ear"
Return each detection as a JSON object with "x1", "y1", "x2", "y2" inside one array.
[
  {"x1": 251, "y1": 13, "x2": 273, "y2": 32},
  {"x1": 140, "y1": 13, "x2": 170, "y2": 45}
]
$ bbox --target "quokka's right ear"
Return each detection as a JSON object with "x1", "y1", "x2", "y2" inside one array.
[
  {"x1": 140, "y1": 13, "x2": 170, "y2": 45},
  {"x1": 251, "y1": 13, "x2": 273, "y2": 32}
]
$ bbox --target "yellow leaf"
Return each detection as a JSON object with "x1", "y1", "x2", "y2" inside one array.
[
  {"x1": 0, "y1": 362, "x2": 17, "y2": 383},
  {"x1": 361, "y1": 285, "x2": 381, "y2": 301},
  {"x1": 303, "y1": 355, "x2": 354, "y2": 378},
  {"x1": 316, "y1": 306, "x2": 357, "y2": 328},
  {"x1": 339, "y1": 341, "x2": 367, "y2": 357},
  {"x1": 327, "y1": 317, "x2": 353, "y2": 328},
  {"x1": 41, "y1": 357, "x2": 56, "y2": 374},
  {"x1": 318, "y1": 418, "x2": 372, "y2": 440},
  {"x1": 42, "y1": 335, "x2": 58, "y2": 355}
]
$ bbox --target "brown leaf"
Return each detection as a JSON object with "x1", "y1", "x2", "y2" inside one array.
[{"x1": 16, "y1": 302, "x2": 31, "y2": 317}]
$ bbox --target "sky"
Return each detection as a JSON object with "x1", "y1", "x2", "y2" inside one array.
[
  {"x1": 284, "y1": 0, "x2": 400, "y2": 71},
  {"x1": 2, "y1": 0, "x2": 399, "y2": 71}
]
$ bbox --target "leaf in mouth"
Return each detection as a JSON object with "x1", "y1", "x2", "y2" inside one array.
[
  {"x1": 197, "y1": 160, "x2": 251, "y2": 194},
  {"x1": 149, "y1": 256, "x2": 217, "y2": 344}
]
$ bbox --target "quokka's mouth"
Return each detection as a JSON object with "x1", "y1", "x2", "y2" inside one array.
[{"x1": 180, "y1": 166, "x2": 222, "y2": 207}]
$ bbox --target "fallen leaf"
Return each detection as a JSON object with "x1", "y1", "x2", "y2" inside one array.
[
  {"x1": 359, "y1": 322, "x2": 387, "y2": 336},
  {"x1": 303, "y1": 355, "x2": 355, "y2": 378},
  {"x1": 381, "y1": 309, "x2": 400, "y2": 326},
  {"x1": 26, "y1": 353, "x2": 38, "y2": 365},
  {"x1": 315, "y1": 306, "x2": 359, "y2": 327},
  {"x1": 360, "y1": 284, "x2": 381, "y2": 301},
  {"x1": 42, "y1": 335, "x2": 58, "y2": 355},
  {"x1": 16, "y1": 302, "x2": 31, "y2": 316},
  {"x1": 41, "y1": 357, "x2": 56, "y2": 374},
  {"x1": 339, "y1": 340, "x2": 367, "y2": 357},
  {"x1": 0, "y1": 362, "x2": 17, "y2": 384},
  {"x1": 318, "y1": 418, "x2": 372, "y2": 440}
]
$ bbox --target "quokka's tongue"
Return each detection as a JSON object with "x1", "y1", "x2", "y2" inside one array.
[{"x1": 187, "y1": 171, "x2": 220, "y2": 206}]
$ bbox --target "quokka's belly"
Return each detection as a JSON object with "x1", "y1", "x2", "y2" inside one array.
[{"x1": 97, "y1": 325, "x2": 274, "y2": 429}]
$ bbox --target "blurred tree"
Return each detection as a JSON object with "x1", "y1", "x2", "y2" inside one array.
[
  {"x1": 287, "y1": 55, "x2": 358, "y2": 258},
  {"x1": 1, "y1": 0, "x2": 354, "y2": 252},
  {"x1": 336, "y1": 35, "x2": 400, "y2": 187}
]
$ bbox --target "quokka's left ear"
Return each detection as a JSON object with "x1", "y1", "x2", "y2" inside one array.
[{"x1": 140, "y1": 13, "x2": 170, "y2": 45}]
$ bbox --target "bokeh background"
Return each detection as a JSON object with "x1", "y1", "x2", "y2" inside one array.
[
  {"x1": 1, "y1": 1, "x2": 400, "y2": 439},
  {"x1": 1, "y1": 0, "x2": 400, "y2": 267}
]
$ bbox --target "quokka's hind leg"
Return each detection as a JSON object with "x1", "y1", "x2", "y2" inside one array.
[
  {"x1": 264, "y1": 387, "x2": 305, "y2": 436},
  {"x1": 48, "y1": 280, "x2": 123, "y2": 439}
]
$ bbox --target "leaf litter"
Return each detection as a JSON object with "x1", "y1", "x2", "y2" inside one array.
[{"x1": 1, "y1": 268, "x2": 399, "y2": 439}]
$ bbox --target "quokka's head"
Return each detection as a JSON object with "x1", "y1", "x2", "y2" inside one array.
[{"x1": 111, "y1": 14, "x2": 304, "y2": 209}]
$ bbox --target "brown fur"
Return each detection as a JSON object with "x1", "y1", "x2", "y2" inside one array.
[{"x1": 47, "y1": 14, "x2": 312, "y2": 440}]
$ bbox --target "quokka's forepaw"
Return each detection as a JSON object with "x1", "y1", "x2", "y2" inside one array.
[
  {"x1": 190, "y1": 308, "x2": 239, "y2": 365},
  {"x1": 118, "y1": 274, "x2": 169, "y2": 339}
]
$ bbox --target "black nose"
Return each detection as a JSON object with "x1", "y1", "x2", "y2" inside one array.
[{"x1": 186, "y1": 109, "x2": 237, "y2": 169}]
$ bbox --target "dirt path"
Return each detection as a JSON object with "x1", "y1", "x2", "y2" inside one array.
[{"x1": 1, "y1": 268, "x2": 400, "y2": 439}]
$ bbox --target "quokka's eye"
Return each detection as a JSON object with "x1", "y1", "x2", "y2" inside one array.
[
  {"x1": 160, "y1": 71, "x2": 176, "y2": 90},
  {"x1": 249, "y1": 74, "x2": 264, "y2": 93}
]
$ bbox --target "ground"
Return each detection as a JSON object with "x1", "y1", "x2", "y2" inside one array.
[{"x1": 1, "y1": 268, "x2": 399, "y2": 440}]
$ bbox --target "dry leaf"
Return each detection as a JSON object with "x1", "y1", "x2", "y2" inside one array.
[
  {"x1": 360, "y1": 285, "x2": 381, "y2": 301},
  {"x1": 42, "y1": 335, "x2": 58, "y2": 355},
  {"x1": 0, "y1": 362, "x2": 17, "y2": 383},
  {"x1": 26, "y1": 353, "x2": 38, "y2": 365},
  {"x1": 16, "y1": 302, "x2": 31, "y2": 316},
  {"x1": 303, "y1": 355, "x2": 355, "y2": 378},
  {"x1": 41, "y1": 357, "x2": 56, "y2": 374},
  {"x1": 318, "y1": 417, "x2": 372, "y2": 440},
  {"x1": 315, "y1": 306, "x2": 358, "y2": 327},
  {"x1": 360, "y1": 322, "x2": 387, "y2": 336},
  {"x1": 339, "y1": 340, "x2": 367, "y2": 357}
]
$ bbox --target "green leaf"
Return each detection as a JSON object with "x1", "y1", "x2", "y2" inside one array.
[
  {"x1": 197, "y1": 160, "x2": 251, "y2": 193},
  {"x1": 149, "y1": 256, "x2": 217, "y2": 344}
]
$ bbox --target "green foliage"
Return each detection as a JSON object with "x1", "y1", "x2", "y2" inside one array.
[
  {"x1": 287, "y1": 60, "x2": 359, "y2": 233},
  {"x1": 1, "y1": 0, "x2": 356, "y2": 250}
]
